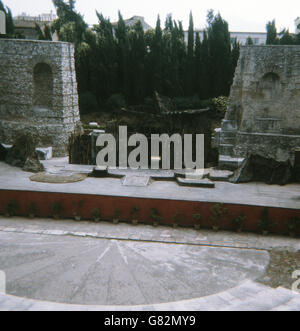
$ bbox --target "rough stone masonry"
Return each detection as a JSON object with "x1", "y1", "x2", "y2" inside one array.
[
  {"x1": 219, "y1": 45, "x2": 300, "y2": 169},
  {"x1": 0, "y1": 39, "x2": 81, "y2": 156}
]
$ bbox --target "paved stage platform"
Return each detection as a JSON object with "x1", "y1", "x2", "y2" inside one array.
[
  {"x1": 0, "y1": 158, "x2": 299, "y2": 209},
  {"x1": 0, "y1": 159, "x2": 299, "y2": 234}
]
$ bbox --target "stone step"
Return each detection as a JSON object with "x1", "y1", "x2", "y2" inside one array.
[
  {"x1": 223, "y1": 286, "x2": 297, "y2": 311},
  {"x1": 221, "y1": 120, "x2": 238, "y2": 132},
  {"x1": 271, "y1": 294, "x2": 300, "y2": 311},
  {"x1": 220, "y1": 137, "x2": 236, "y2": 145},
  {"x1": 0, "y1": 280, "x2": 299, "y2": 311},
  {"x1": 220, "y1": 131, "x2": 237, "y2": 145},
  {"x1": 176, "y1": 177, "x2": 215, "y2": 188},
  {"x1": 218, "y1": 155, "x2": 245, "y2": 171},
  {"x1": 219, "y1": 144, "x2": 234, "y2": 156},
  {"x1": 208, "y1": 169, "x2": 234, "y2": 182}
]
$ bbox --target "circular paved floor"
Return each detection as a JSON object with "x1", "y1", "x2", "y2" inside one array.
[{"x1": 0, "y1": 231, "x2": 269, "y2": 306}]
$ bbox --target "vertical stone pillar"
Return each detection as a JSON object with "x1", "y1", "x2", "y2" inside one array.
[{"x1": 0, "y1": 39, "x2": 82, "y2": 156}]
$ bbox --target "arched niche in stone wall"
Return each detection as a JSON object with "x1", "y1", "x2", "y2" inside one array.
[
  {"x1": 33, "y1": 62, "x2": 53, "y2": 110},
  {"x1": 260, "y1": 72, "x2": 281, "y2": 100}
]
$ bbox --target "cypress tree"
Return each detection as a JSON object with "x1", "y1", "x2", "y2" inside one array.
[
  {"x1": 266, "y1": 20, "x2": 278, "y2": 45},
  {"x1": 115, "y1": 11, "x2": 130, "y2": 100},
  {"x1": 207, "y1": 12, "x2": 232, "y2": 97},
  {"x1": 186, "y1": 11, "x2": 195, "y2": 96},
  {"x1": 194, "y1": 32, "x2": 202, "y2": 98},
  {"x1": 279, "y1": 29, "x2": 295, "y2": 45}
]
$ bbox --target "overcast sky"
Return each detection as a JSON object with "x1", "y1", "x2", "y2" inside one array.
[{"x1": 3, "y1": 0, "x2": 300, "y2": 32}]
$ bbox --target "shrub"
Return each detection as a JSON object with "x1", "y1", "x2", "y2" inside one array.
[
  {"x1": 232, "y1": 214, "x2": 246, "y2": 231},
  {"x1": 286, "y1": 217, "x2": 300, "y2": 234},
  {"x1": 28, "y1": 202, "x2": 39, "y2": 217},
  {"x1": 92, "y1": 208, "x2": 101, "y2": 221},
  {"x1": 258, "y1": 208, "x2": 277, "y2": 233},
  {"x1": 210, "y1": 203, "x2": 228, "y2": 227},
  {"x1": 212, "y1": 96, "x2": 228, "y2": 117},
  {"x1": 106, "y1": 94, "x2": 126, "y2": 111},
  {"x1": 150, "y1": 208, "x2": 163, "y2": 224},
  {"x1": 5, "y1": 199, "x2": 20, "y2": 216},
  {"x1": 172, "y1": 212, "x2": 184, "y2": 227},
  {"x1": 73, "y1": 200, "x2": 85, "y2": 218},
  {"x1": 79, "y1": 92, "x2": 99, "y2": 114},
  {"x1": 131, "y1": 206, "x2": 140, "y2": 218},
  {"x1": 50, "y1": 201, "x2": 64, "y2": 217}
]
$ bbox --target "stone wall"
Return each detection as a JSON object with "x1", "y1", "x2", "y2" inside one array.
[
  {"x1": 219, "y1": 45, "x2": 300, "y2": 165},
  {"x1": 0, "y1": 39, "x2": 81, "y2": 156}
]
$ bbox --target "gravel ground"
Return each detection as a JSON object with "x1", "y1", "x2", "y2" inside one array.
[{"x1": 258, "y1": 249, "x2": 300, "y2": 291}]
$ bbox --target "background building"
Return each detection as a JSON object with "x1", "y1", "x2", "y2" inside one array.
[
  {"x1": 112, "y1": 16, "x2": 152, "y2": 32},
  {"x1": 13, "y1": 11, "x2": 56, "y2": 39},
  {"x1": 184, "y1": 30, "x2": 267, "y2": 45}
]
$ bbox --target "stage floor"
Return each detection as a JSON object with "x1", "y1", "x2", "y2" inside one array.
[{"x1": 0, "y1": 159, "x2": 299, "y2": 210}]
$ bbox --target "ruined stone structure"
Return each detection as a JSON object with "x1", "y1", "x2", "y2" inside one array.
[
  {"x1": 219, "y1": 45, "x2": 300, "y2": 169},
  {"x1": 0, "y1": 39, "x2": 81, "y2": 156}
]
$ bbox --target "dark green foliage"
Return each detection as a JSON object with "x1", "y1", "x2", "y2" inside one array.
[
  {"x1": 92, "y1": 208, "x2": 101, "y2": 221},
  {"x1": 286, "y1": 217, "x2": 300, "y2": 233},
  {"x1": 266, "y1": 20, "x2": 279, "y2": 45},
  {"x1": 210, "y1": 203, "x2": 228, "y2": 227},
  {"x1": 106, "y1": 94, "x2": 126, "y2": 111},
  {"x1": 279, "y1": 29, "x2": 295, "y2": 45},
  {"x1": 28, "y1": 202, "x2": 39, "y2": 217},
  {"x1": 246, "y1": 36, "x2": 254, "y2": 45},
  {"x1": 5, "y1": 199, "x2": 19, "y2": 216},
  {"x1": 50, "y1": 201, "x2": 64, "y2": 216},
  {"x1": 150, "y1": 208, "x2": 163, "y2": 224},
  {"x1": 79, "y1": 92, "x2": 99, "y2": 114},
  {"x1": 207, "y1": 12, "x2": 232, "y2": 98},
  {"x1": 50, "y1": 2, "x2": 240, "y2": 112},
  {"x1": 35, "y1": 23, "x2": 52, "y2": 40},
  {"x1": 232, "y1": 214, "x2": 246, "y2": 231},
  {"x1": 258, "y1": 208, "x2": 277, "y2": 233}
]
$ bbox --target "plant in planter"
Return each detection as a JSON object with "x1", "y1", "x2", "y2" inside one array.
[
  {"x1": 131, "y1": 206, "x2": 140, "y2": 225},
  {"x1": 50, "y1": 201, "x2": 64, "y2": 220},
  {"x1": 210, "y1": 203, "x2": 228, "y2": 232},
  {"x1": 73, "y1": 200, "x2": 85, "y2": 221},
  {"x1": 27, "y1": 202, "x2": 39, "y2": 219},
  {"x1": 5, "y1": 199, "x2": 20, "y2": 217},
  {"x1": 258, "y1": 207, "x2": 276, "y2": 235},
  {"x1": 172, "y1": 212, "x2": 184, "y2": 229},
  {"x1": 113, "y1": 209, "x2": 122, "y2": 224},
  {"x1": 91, "y1": 208, "x2": 101, "y2": 223},
  {"x1": 286, "y1": 217, "x2": 300, "y2": 237},
  {"x1": 192, "y1": 214, "x2": 202, "y2": 230},
  {"x1": 150, "y1": 208, "x2": 163, "y2": 227},
  {"x1": 232, "y1": 214, "x2": 246, "y2": 233}
]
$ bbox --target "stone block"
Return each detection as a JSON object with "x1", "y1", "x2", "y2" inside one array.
[
  {"x1": 176, "y1": 177, "x2": 215, "y2": 188},
  {"x1": 36, "y1": 147, "x2": 53, "y2": 160}
]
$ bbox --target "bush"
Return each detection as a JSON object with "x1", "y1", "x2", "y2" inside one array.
[
  {"x1": 79, "y1": 92, "x2": 99, "y2": 114},
  {"x1": 106, "y1": 94, "x2": 126, "y2": 111},
  {"x1": 212, "y1": 96, "x2": 228, "y2": 117},
  {"x1": 174, "y1": 96, "x2": 212, "y2": 111}
]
